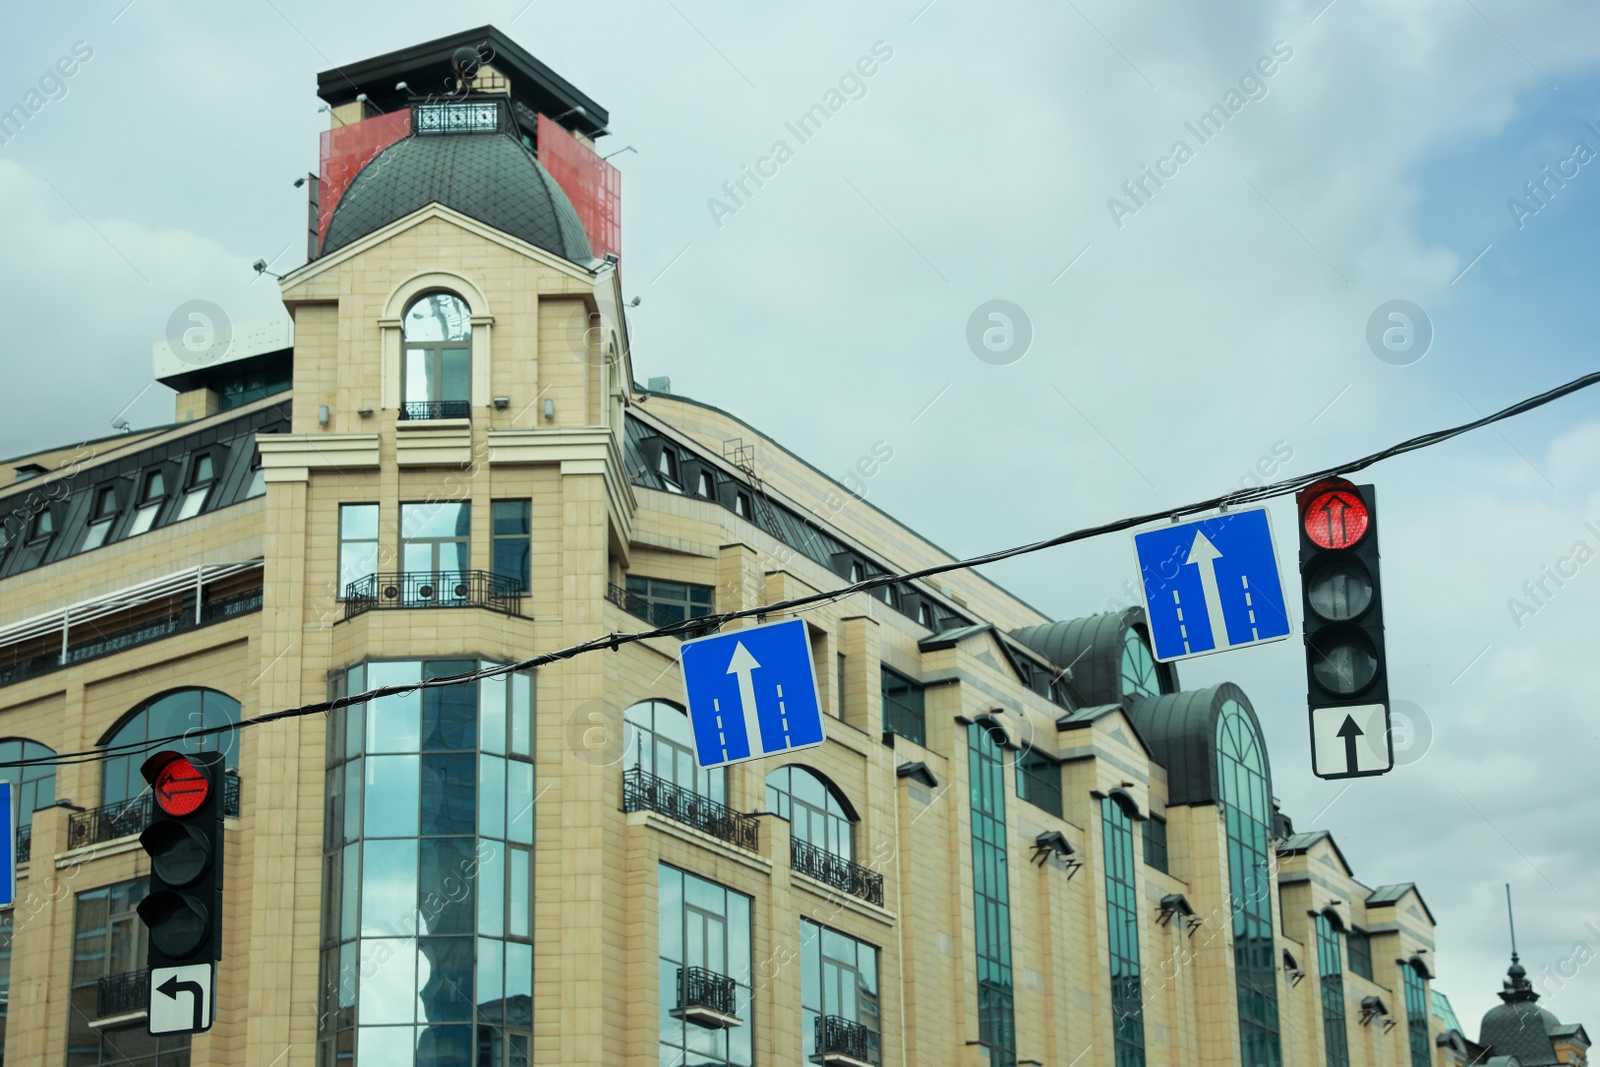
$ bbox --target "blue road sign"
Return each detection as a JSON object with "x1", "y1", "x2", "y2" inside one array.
[
  {"x1": 0, "y1": 781, "x2": 14, "y2": 909},
  {"x1": 680, "y1": 618, "x2": 826, "y2": 769},
  {"x1": 1132, "y1": 507, "x2": 1292, "y2": 663}
]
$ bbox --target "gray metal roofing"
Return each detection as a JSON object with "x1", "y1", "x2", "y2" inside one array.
[
  {"x1": 1277, "y1": 829, "x2": 1353, "y2": 875},
  {"x1": 321, "y1": 130, "x2": 593, "y2": 263},
  {"x1": 1124, "y1": 683, "x2": 1269, "y2": 807},
  {"x1": 1012, "y1": 609, "x2": 1179, "y2": 706},
  {"x1": 1366, "y1": 882, "x2": 1437, "y2": 925},
  {"x1": 1480, "y1": 1000, "x2": 1562, "y2": 1065}
]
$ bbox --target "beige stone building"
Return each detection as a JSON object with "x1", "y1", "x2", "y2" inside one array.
[{"x1": 0, "y1": 24, "x2": 1586, "y2": 1067}]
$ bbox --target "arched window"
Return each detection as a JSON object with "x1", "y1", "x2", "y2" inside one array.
[
  {"x1": 765, "y1": 766, "x2": 853, "y2": 861},
  {"x1": 1121, "y1": 627, "x2": 1160, "y2": 701},
  {"x1": 0, "y1": 739, "x2": 56, "y2": 832},
  {"x1": 623, "y1": 700, "x2": 725, "y2": 804},
  {"x1": 101, "y1": 689, "x2": 241, "y2": 808},
  {"x1": 402, "y1": 292, "x2": 472, "y2": 416},
  {"x1": 1217, "y1": 699, "x2": 1281, "y2": 1066}
]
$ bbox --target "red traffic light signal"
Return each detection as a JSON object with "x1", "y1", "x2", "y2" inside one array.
[
  {"x1": 147, "y1": 752, "x2": 211, "y2": 817},
  {"x1": 1298, "y1": 476, "x2": 1371, "y2": 550}
]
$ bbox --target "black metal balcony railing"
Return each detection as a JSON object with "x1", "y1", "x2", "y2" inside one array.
[
  {"x1": 0, "y1": 590, "x2": 263, "y2": 690},
  {"x1": 621, "y1": 766, "x2": 759, "y2": 851},
  {"x1": 676, "y1": 965, "x2": 740, "y2": 1024},
  {"x1": 882, "y1": 699, "x2": 926, "y2": 747},
  {"x1": 97, "y1": 969, "x2": 150, "y2": 1018},
  {"x1": 344, "y1": 571, "x2": 523, "y2": 619},
  {"x1": 398, "y1": 400, "x2": 471, "y2": 421},
  {"x1": 16, "y1": 824, "x2": 30, "y2": 864},
  {"x1": 604, "y1": 584, "x2": 715, "y2": 638},
  {"x1": 791, "y1": 838, "x2": 886, "y2": 907},
  {"x1": 67, "y1": 772, "x2": 242, "y2": 850},
  {"x1": 815, "y1": 1015, "x2": 881, "y2": 1065}
]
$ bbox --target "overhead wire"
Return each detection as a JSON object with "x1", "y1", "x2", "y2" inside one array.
[{"x1": 6, "y1": 369, "x2": 1599, "y2": 772}]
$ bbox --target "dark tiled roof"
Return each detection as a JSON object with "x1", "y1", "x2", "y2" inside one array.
[
  {"x1": 1012, "y1": 608, "x2": 1178, "y2": 706},
  {"x1": 1124, "y1": 683, "x2": 1270, "y2": 807},
  {"x1": 321, "y1": 130, "x2": 593, "y2": 263},
  {"x1": 1277, "y1": 829, "x2": 1353, "y2": 875},
  {"x1": 1366, "y1": 882, "x2": 1437, "y2": 925}
]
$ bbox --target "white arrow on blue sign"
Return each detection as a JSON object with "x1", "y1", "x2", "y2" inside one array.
[
  {"x1": 1132, "y1": 507, "x2": 1293, "y2": 663},
  {"x1": 679, "y1": 617, "x2": 826, "y2": 769}
]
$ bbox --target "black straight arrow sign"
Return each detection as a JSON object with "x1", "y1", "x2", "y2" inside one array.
[
  {"x1": 158, "y1": 974, "x2": 205, "y2": 1032},
  {"x1": 1336, "y1": 714, "x2": 1363, "y2": 774}
]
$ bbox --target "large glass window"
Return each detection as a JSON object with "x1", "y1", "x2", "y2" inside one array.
[
  {"x1": 403, "y1": 293, "x2": 472, "y2": 413},
  {"x1": 881, "y1": 668, "x2": 925, "y2": 747},
  {"x1": 1142, "y1": 816, "x2": 1168, "y2": 872},
  {"x1": 339, "y1": 503, "x2": 380, "y2": 599},
  {"x1": 657, "y1": 865, "x2": 752, "y2": 1067},
  {"x1": 968, "y1": 723, "x2": 1016, "y2": 1067},
  {"x1": 1217, "y1": 699, "x2": 1282, "y2": 1067},
  {"x1": 623, "y1": 575, "x2": 713, "y2": 628},
  {"x1": 623, "y1": 700, "x2": 725, "y2": 804},
  {"x1": 802, "y1": 920, "x2": 881, "y2": 1066},
  {"x1": 320, "y1": 659, "x2": 535, "y2": 1067},
  {"x1": 1102, "y1": 795, "x2": 1146, "y2": 1067},
  {"x1": 0, "y1": 738, "x2": 56, "y2": 833},
  {"x1": 1121, "y1": 628, "x2": 1160, "y2": 700},
  {"x1": 1316, "y1": 912, "x2": 1349, "y2": 1067},
  {"x1": 765, "y1": 765, "x2": 852, "y2": 860},
  {"x1": 101, "y1": 689, "x2": 240, "y2": 808},
  {"x1": 1015, "y1": 749, "x2": 1062, "y2": 818},
  {"x1": 69, "y1": 879, "x2": 190, "y2": 1066},
  {"x1": 1403, "y1": 962, "x2": 1430, "y2": 1067},
  {"x1": 490, "y1": 501, "x2": 531, "y2": 594},
  {"x1": 402, "y1": 501, "x2": 471, "y2": 576}
]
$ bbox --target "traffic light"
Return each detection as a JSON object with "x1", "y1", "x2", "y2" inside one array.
[
  {"x1": 1297, "y1": 478, "x2": 1393, "y2": 779},
  {"x1": 137, "y1": 750, "x2": 225, "y2": 968}
]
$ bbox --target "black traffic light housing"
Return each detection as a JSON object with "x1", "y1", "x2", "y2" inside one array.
[
  {"x1": 137, "y1": 750, "x2": 225, "y2": 968},
  {"x1": 1297, "y1": 478, "x2": 1389, "y2": 711}
]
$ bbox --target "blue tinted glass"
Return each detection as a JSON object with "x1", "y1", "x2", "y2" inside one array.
[
  {"x1": 508, "y1": 847, "x2": 530, "y2": 939},
  {"x1": 479, "y1": 756, "x2": 505, "y2": 840},
  {"x1": 401, "y1": 502, "x2": 469, "y2": 541},
  {"x1": 364, "y1": 755, "x2": 419, "y2": 838},
  {"x1": 479, "y1": 675, "x2": 506, "y2": 756},
  {"x1": 361, "y1": 840, "x2": 418, "y2": 938},
  {"x1": 476, "y1": 840, "x2": 504, "y2": 938},
  {"x1": 416, "y1": 937, "x2": 474, "y2": 1025},
  {"x1": 505, "y1": 941, "x2": 532, "y2": 1001},
  {"x1": 420, "y1": 754, "x2": 475, "y2": 836},
  {"x1": 507, "y1": 761, "x2": 533, "y2": 845},
  {"x1": 356, "y1": 1021, "x2": 416, "y2": 1063},
  {"x1": 659, "y1": 865, "x2": 683, "y2": 963},
  {"x1": 420, "y1": 665, "x2": 476, "y2": 751},
  {"x1": 510, "y1": 674, "x2": 532, "y2": 757},
  {"x1": 358, "y1": 939, "x2": 418, "y2": 1024},
  {"x1": 475, "y1": 937, "x2": 504, "y2": 1018},
  {"x1": 341, "y1": 843, "x2": 360, "y2": 941},
  {"x1": 418, "y1": 838, "x2": 476, "y2": 936},
  {"x1": 367, "y1": 662, "x2": 422, "y2": 753}
]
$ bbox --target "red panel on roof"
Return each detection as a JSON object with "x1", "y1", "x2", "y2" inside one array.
[
  {"x1": 537, "y1": 113, "x2": 620, "y2": 263},
  {"x1": 316, "y1": 110, "x2": 412, "y2": 252}
]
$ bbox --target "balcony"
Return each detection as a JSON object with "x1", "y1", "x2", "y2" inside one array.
[
  {"x1": 604, "y1": 584, "x2": 715, "y2": 638},
  {"x1": 398, "y1": 400, "x2": 471, "y2": 421},
  {"x1": 96, "y1": 969, "x2": 150, "y2": 1018},
  {"x1": 672, "y1": 965, "x2": 742, "y2": 1030},
  {"x1": 814, "y1": 1015, "x2": 880, "y2": 1067},
  {"x1": 68, "y1": 772, "x2": 241, "y2": 850},
  {"x1": 15, "y1": 824, "x2": 29, "y2": 864},
  {"x1": 791, "y1": 838, "x2": 885, "y2": 907},
  {"x1": 882, "y1": 698, "x2": 926, "y2": 747},
  {"x1": 344, "y1": 571, "x2": 523, "y2": 619},
  {"x1": 621, "y1": 767, "x2": 759, "y2": 852}
]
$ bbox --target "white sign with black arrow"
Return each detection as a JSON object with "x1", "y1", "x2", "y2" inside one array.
[
  {"x1": 1310, "y1": 704, "x2": 1393, "y2": 779},
  {"x1": 149, "y1": 962, "x2": 214, "y2": 1035}
]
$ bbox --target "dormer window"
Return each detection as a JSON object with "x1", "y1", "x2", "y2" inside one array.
[
  {"x1": 29, "y1": 509, "x2": 53, "y2": 541},
  {"x1": 244, "y1": 455, "x2": 266, "y2": 499},
  {"x1": 128, "y1": 471, "x2": 166, "y2": 536},
  {"x1": 657, "y1": 448, "x2": 681, "y2": 491},
  {"x1": 696, "y1": 470, "x2": 714, "y2": 498},
  {"x1": 176, "y1": 454, "x2": 215, "y2": 520},
  {"x1": 81, "y1": 486, "x2": 118, "y2": 550},
  {"x1": 401, "y1": 292, "x2": 472, "y2": 420}
]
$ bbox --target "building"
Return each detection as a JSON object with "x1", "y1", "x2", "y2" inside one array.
[{"x1": 0, "y1": 23, "x2": 1583, "y2": 1067}]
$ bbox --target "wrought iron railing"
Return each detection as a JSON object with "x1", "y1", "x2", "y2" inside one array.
[
  {"x1": 16, "y1": 824, "x2": 30, "y2": 864},
  {"x1": 604, "y1": 584, "x2": 714, "y2": 637},
  {"x1": 621, "y1": 767, "x2": 759, "y2": 851},
  {"x1": 882, "y1": 699, "x2": 926, "y2": 747},
  {"x1": 814, "y1": 1015, "x2": 880, "y2": 1064},
  {"x1": 398, "y1": 400, "x2": 472, "y2": 421},
  {"x1": 343, "y1": 571, "x2": 523, "y2": 619},
  {"x1": 67, "y1": 772, "x2": 242, "y2": 849},
  {"x1": 0, "y1": 589, "x2": 263, "y2": 690},
  {"x1": 97, "y1": 969, "x2": 150, "y2": 1017},
  {"x1": 791, "y1": 838, "x2": 885, "y2": 906},
  {"x1": 414, "y1": 100, "x2": 503, "y2": 134},
  {"x1": 677, "y1": 965, "x2": 739, "y2": 1020}
]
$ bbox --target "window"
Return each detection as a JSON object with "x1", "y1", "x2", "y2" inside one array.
[
  {"x1": 1121, "y1": 628, "x2": 1160, "y2": 700},
  {"x1": 657, "y1": 448, "x2": 681, "y2": 491},
  {"x1": 1142, "y1": 816, "x2": 1168, "y2": 872},
  {"x1": 338, "y1": 503, "x2": 380, "y2": 599},
  {"x1": 696, "y1": 469, "x2": 715, "y2": 497},
  {"x1": 82, "y1": 486, "x2": 118, "y2": 550},
  {"x1": 1347, "y1": 928, "x2": 1373, "y2": 980},
  {"x1": 1015, "y1": 749, "x2": 1062, "y2": 818},
  {"x1": 402, "y1": 292, "x2": 472, "y2": 415},
  {"x1": 1103, "y1": 795, "x2": 1146, "y2": 1067},
  {"x1": 881, "y1": 668, "x2": 926, "y2": 746},
  {"x1": 658, "y1": 865, "x2": 752, "y2": 1067},
  {"x1": 837, "y1": 653, "x2": 847, "y2": 720},
  {"x1": 128, "y1": 470, "x2": 166, "y2": 535},
  {"x1": 401, "y1": 500, "x2": 470, "y2": 575},
  {"x1": 969, "y1": 723, "x2": 1016, "y2": 1067},
  {"x1": 1403, "y1": 962, "x2": 1430, "y2": 1067},
  {"x1": 766, "y1": 765, "x2": 853, "y2": 860},
  {"x1": 1316, "y1": 912, "x2": 1349, "y2": 1067},
  {"x1": 244, "y1": 461, "x2": 266, "y2": 499},
  {"x1": 623, "y1": 575, "x2": 713, "y2": 628},
  {"x1": 624, "y1": 700, "x2": 725, "y2": 804},
  {"x1": 1217, "y1": 699, "x2": 1283, "y2": 1066},
  {"x1": 802, "y1": 920, "x2": 881, "y2": 1066},
  {"x1": 101, "y1": 689, "x2": 240, "y2": 808},
  {"x1": 28, "y1": 509, "x2": 52, "y2": 540},
  {"x1": 319, "y1": 660, "x2": 535, "y2": 1067},
  {"x1": 176, "y1": 453, "x2": 215, "y2": 520},
  {"x1": 917, "y1": 602, "x2": 932, "y2": 628},
  {"x1": 491, "y1": 500, "x2": 531, "y2": 593},
  {"x1": 69, "y1": 879, "x2": 190, "y2": 1065},
  {"x1": 0, "y1": 738, "x2": 56, "y2": 833},
  {"x1": 734, "y1": 491, "x2": 752, "y2": 519}
]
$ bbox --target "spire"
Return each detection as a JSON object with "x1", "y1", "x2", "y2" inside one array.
[{"x1": 1499, "y1": 883, "x2": 1539, "y2": 1003}]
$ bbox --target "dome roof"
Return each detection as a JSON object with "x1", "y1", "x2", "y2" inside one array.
[
  {"x1": 1125, "y1": 683, "x2": 1270, "y2": 807},
  {"x1": 1479, "y1": 957, "x2": 1562, "y2": 1065},
  {"x1": 1012, "y1": 608, "x2": 1178, "y2": 706},
  {"x1": 322, "y1": 130, "x2": 593, "y2": 263}
]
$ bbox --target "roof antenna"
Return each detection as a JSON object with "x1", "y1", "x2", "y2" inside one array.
[
  {"x1": 1505, "y1": 883, "x2": 1518, "y2": 961},
  {"x1": 452, "y1": 46, "x2": 482, "y2": 93}
]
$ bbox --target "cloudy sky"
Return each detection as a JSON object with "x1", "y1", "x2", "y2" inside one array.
[{"x1": 5, "y1": 0, "x2": 1599, "y2": 1034}]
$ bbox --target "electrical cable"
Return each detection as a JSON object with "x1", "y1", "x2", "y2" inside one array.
[{"x1": 7, "y1": 369, "x2": 1599, "y2": 771}]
